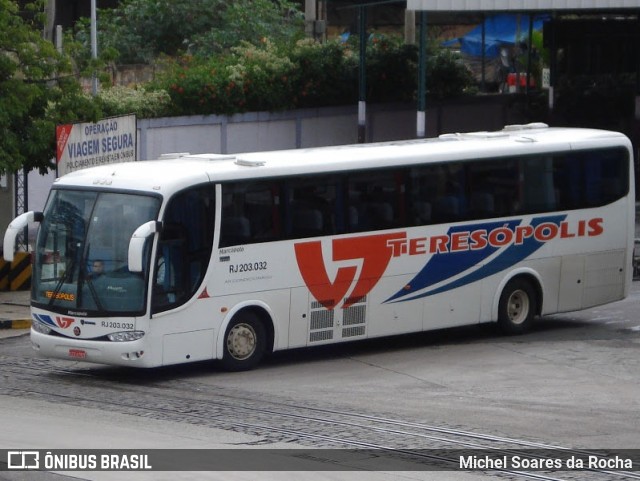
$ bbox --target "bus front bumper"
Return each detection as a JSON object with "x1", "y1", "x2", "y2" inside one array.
[{"x1": 30, "y1": 329, "x2": 155, "y2": 367}]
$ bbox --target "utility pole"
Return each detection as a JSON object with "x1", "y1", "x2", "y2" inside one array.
[
  {"x1": 416, "y1": 11, "x2": 426, "y2": 138},
  {"x1": 44, "y1": 0, "x2": 55, "y2": 41},
  {"x1": 91, "y1": 0, "x2": 98, "y2": 95},
  {"x1": 304, "y1": 0, "x2": 325, "y2": 41},
  {"x1": 357, "y1": 6, "x2": 367, "y2": 143}
]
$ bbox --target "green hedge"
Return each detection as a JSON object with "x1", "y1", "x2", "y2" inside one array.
[{"x1": 100, "y1": 36, "x2": 475, "y2": 118}]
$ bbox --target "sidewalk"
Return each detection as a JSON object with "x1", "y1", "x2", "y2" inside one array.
[{"x1": 0, "y1": 290, "x2": 31, "y2": 337}]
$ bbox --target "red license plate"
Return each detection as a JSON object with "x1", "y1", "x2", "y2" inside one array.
[{"x1": 68, "y1": 349, "x2": 87, "y2": 359}]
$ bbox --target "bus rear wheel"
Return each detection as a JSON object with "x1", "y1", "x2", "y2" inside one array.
[
  {"x1": 221, "y1": 311, "x2": 266, "y2": 371},
  {"x1": 498, "y1": 278, "x2": 537, "y2": 335}
]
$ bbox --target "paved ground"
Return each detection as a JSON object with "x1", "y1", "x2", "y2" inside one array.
[
  {"x1": 0, "y1": 289, "x2": 30, "y2": 337},
  {"x1": 1, "y1": 285, "x2": 639, "y2": 480}
]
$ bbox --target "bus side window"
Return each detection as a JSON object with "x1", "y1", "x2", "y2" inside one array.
[
  {"x1": 407, "y1": 166, "x2": 438, "y2": 226},
  {"x1": 431, "y1": 164, "x2": 466, "y2": 223},
  {"x1": 245, "y1": 183, "x2": 282, "y2": 242},
  {"x1": 521, "y1": 156, "x2": 557, "y2": 213},
  {"x1": 598, "y1": 150, "x2": 628, "y2": 203},
  {"x1": 466, "y1": 158, "x2": 517, "y2": 219},
  {"x1": 469, "y1": 192, "x2": 495, "y2": 218},
  {"x1": 221, "y1": 216, "x2": 251, "y2": 246},
  {"x1": 292, "y1": 207, "x2": 324, "y2": 237},
  {"x1": 546, "y1": 148, "x2": 628, "y2": 213},
  {"x1": 413, "y1": 201, "x2": 432, "y2": 224},
  {"x1": 347, "y1": 169, "x2": 403, "y2": 232},
  {"x1": 287, "y1": 175, "x2": 338, "y2": 238},
  {"x1": 220, "y1": 181, "x2": 282, "y2": 246}
]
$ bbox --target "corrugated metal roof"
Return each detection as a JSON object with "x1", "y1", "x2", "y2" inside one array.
[{"x1": 407, "y1": 0, "x2": 639, "y2": 11}]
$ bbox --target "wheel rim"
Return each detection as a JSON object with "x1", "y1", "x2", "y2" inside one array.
[
  {"x1": 226, "y1": 323, "x2": 257, "y2": 361},
  {"x1": 506, "y1": 289, "x2": 530, "y2": 325}
]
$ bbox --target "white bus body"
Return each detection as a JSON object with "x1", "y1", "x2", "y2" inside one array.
[{"x1": 3, "y1": 124, "x2": 635, "y2": 370}]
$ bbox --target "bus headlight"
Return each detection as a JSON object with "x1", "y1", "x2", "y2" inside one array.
[
  {"x1": 31, "y1": 319, "x2": 52, "y2": 335},
  {"x1": 107, "y1": 331, "x2": 145, "y2": 342}
]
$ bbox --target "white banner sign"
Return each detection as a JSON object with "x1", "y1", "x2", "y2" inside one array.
[{"x1": 56, "y1": 115, "x2": 137, "y2": 177}]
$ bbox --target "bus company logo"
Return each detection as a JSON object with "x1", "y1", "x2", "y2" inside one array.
[
  {"x1": 33, "y1": 314, "x2": 76, "y2": 330},
  {"x1": 56, "y1": 316, "x2": 75, "y2": 329},
  {"x1": 294, "y1": 216, "x2": 604, "y2": 309},
  {"x1": 294, "y1": 232, "x2": 403, "y2": 310}
]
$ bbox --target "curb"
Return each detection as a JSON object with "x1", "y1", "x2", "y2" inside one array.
[{"x1": 0, "y1": 319, "x2": 31, "y2": 329}]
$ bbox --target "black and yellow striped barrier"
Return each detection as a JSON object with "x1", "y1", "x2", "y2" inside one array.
[
  {"x1": 0, "y1": 252, "x2": 31, "y2": 291},
  {"x1": 0, "y1": 259, "x2": 8, "y2": 291},
  {"x1": 0, "y1": 319, "x2": 31, "y2": 329}
]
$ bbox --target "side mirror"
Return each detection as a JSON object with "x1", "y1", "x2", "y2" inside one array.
[
  {"x1": 128, "y1": 221, "x2": 162, "y2": 272},
  {"x1": 3, "y1": 211, "x2": 43, "y2": 262}
]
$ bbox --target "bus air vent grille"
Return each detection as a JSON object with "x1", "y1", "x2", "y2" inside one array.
[
  {"x1": 311, "y1": 300, "x2": 334, "y2": 310},
  {"x1": 342, "y1": 326, "x2": 365, "y2": 338},
  {"x1": 343, "y1": 305, "x2": 366, "y2": 325},
  {"x1": 310, "y1": 330, "x2": 333, "y2": 342},
  {"x1": 344, "y1": 295, "x2": 366, "y2": 306},
  {"x1": 310, "y1": 309, "x2": 334, "y2": 330}
]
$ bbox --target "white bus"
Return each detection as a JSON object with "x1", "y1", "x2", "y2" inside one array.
[{"x1": 3, "y1": 123, "x2": 635, "y2": 370}]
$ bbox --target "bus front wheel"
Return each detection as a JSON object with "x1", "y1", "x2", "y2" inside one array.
[
  {"x1": 497, "y1": 278, "x2": 536, "y2": 335},
  {"x1": 221, "y1": 311, "x2": 266, "y2": 371}
]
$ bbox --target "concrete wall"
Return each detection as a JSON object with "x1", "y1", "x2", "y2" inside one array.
[{"x1": 136, "y1": 96, "x2": 516, "y2": 160}]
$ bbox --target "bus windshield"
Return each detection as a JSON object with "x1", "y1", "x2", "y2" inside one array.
[{"x1": 33, "y1": 189, "x2": 161, "y2": 315}]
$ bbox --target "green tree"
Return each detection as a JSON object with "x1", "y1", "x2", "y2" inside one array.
[
  {"x1": 0, "y1": 0, "x2": 100, "y2": 174},
  {"x1": 69, "y1": 0, "x2": 304, "y2": 66},
  {"x1": 190, "y1": 0, "x2": 305, "y2": 56}
]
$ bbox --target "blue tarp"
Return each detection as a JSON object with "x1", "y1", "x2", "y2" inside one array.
[{"x1": 443, "y1": 14, "x2": 548, "y2": 58}]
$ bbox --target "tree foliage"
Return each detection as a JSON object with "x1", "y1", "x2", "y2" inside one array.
[
  {"x1": 65, "y1": 0, "x2": 472, "y2": 119},
  {"x1": 0, "y1": 0, "x2": 100, "y2": 174},
  {"x1": 150, "y1": 35, "x2": 475, "y2": 117},
  {"x1": 189, "y1": 0, "x2": 305, "y2": 56},
  {"x1": 69, "y1": 0, "x2": 304, "y2": 66}
]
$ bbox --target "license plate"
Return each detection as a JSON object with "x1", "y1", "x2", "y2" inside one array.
[{"x1": 68, "y1": 349, "x2": 87, "y2": 359}]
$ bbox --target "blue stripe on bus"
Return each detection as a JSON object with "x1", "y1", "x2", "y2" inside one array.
[
  {"x1": 34, "y1": 314, "x2": 57, "y2": 327},
  {"x1": 385, "y1": 215, "x2": 566, "y2": 303}
]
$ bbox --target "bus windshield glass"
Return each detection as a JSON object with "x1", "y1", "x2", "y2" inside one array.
[{"x1": 33, "y1": 189, "x2": 161, "y2": 315}]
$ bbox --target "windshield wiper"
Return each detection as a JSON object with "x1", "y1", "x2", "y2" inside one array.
[
  {"x1": 47, "y1": 256, "x2": 76, "y2": 308},
  {"x1": 80, "y1": 244, "x2": 104, "y2": 312}
]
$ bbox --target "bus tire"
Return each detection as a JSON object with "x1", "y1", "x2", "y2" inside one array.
[
  {"x1": 221, "y1": 311, "x2": 266, "y2": 371},
  {"x1": 497, "y1": 278, "x2": 536, "y2": 335}
]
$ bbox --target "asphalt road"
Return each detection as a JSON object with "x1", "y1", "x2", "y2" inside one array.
[{"x1": 1, "y1": 283, "x2": 639, "y2": 481}]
